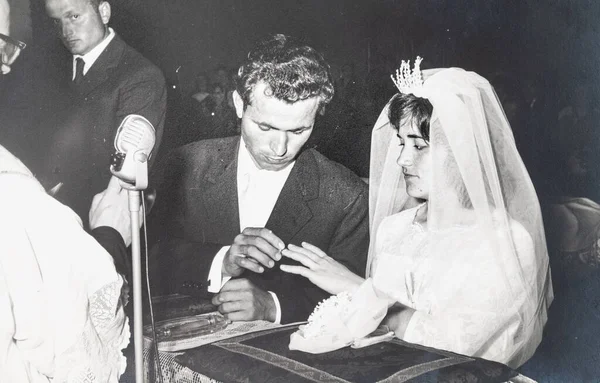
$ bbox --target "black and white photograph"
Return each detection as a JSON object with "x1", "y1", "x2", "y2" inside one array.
[{"x1": 1, "y1": 1, "x2": 598, "y2": 382}]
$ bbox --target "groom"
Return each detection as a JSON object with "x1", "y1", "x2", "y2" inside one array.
[{"x1": 148, "y1": 34, "x2": 369, "y2": 324}]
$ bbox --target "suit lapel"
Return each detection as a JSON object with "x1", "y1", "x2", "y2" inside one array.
[
  {"x1": 70, "y1": 34, "x2": 124, "y2": 96},
  {"x1": 267, "y1": 150, "x2": 318, "y2": 244},
  {"x1": 200, "y1": 138, "x2": 241, "y2": 243}
]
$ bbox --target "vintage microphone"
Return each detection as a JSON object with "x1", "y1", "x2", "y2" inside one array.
[
  {"x1": 110, "y1": 114, "x2": 155, "y2": 189},
  {"x1": 110, "y1": 114, "x2": 161, "y2": 382}
]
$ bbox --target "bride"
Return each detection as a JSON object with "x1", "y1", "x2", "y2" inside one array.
[{"x1": 280, "y1": 60, "x2": 553, "y2": 368}]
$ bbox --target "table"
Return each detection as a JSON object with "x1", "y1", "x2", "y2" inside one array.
[{"x1": 143, "y1": 322, "x2": 537, "y2": 383}]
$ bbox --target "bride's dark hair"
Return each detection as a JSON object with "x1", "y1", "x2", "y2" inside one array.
[{"x1": 387, "y1": 92, "x2": 433, "y2": 140}]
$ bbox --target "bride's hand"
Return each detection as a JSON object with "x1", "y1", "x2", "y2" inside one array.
[{"x1": 280, "y1": 242, "x2": 364, "y2": 295}]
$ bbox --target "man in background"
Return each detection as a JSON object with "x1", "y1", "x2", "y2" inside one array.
[
  {"x1": 149, "y1": 34, "x2": 369, "y2": 324},
  {"x1": 42, "y1": 0, "x2": 167, "y2": 222}
]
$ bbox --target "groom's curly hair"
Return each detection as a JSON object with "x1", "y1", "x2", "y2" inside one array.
[
  {"x1": 235, "y1": 34, "x2": 334, "y2": 114},
  {"x1": 388, "y1": 93, "x2": 433, "y2": 140}
]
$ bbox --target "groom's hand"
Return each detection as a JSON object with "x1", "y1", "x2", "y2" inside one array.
[
  {"x1": 223, "y1": 227, "x2": 285, "y2": 277},
  {"x1": 212, "y1": 278, "x2": 276, "y2": 322}
]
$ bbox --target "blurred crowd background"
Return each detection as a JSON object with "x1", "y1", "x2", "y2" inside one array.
[{"x1": 1, "y1": 0, "x2": 599, "y2": 202}]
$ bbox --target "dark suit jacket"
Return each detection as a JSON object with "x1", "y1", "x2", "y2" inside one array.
[
  {"x1": 91, "y1": 226, "x2": 129, "y2": 278},
  {"x1": 149, "y1": 136, "x2": 369, "y2": 323},
  {"x1": 45, "y1": 33, "x2": 167, "y2": 221}
]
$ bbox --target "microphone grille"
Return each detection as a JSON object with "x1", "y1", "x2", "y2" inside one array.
[{"x1": 114, "y1": 115, "x2": 156, "y2": 154}]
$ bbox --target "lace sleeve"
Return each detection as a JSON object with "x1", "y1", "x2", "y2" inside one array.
[{"x1": 53, "y1": 278, "x2": 130, "y2": 383}]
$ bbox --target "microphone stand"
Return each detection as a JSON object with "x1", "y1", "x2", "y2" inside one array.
[{"x1": 118, "y1": 151, "x2": 149, "y2": 383}]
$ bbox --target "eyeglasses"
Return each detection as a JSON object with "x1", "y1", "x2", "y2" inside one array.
[{"x1": 0, "y1": 32, "x2": 26, "y2": 67}]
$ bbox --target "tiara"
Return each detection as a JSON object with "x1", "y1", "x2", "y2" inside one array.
[{"x1": 390, "y1": 56, "x2": 424, "y2": 95}]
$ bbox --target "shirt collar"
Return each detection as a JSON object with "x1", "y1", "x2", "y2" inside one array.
[{"x1": 72, "y1": 27, "x2": 115, "y2": 76}]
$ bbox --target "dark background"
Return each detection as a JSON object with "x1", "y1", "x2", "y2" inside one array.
[
  {"x1": 2, "y1": 0, "x2": 599, "y2": 185},
  {"x1": 1, "y1": 1, "x2": 599, "y2": 380},
  {"x1": 19, "y1": 0, "x2": 600, "y2": 94}
]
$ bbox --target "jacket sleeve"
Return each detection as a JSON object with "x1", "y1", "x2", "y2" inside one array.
[
  {"x1": 90, "y1": 226, "x2": 129, "y2": 280},
  {"x1": 148, "y1": 238, "x2": 222, "y2": 299},
  {"x1": 117, "y1": 62, "x2": 167, "y2": 166}
]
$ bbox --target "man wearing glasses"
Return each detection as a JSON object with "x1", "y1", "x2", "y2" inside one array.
[{"x1": 0, "y1": 0, "x2": 24, "y2": 75}]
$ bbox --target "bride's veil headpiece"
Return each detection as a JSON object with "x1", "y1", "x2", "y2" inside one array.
[{"x1": 368, "y1": 64, "x2": 553, "y2": 366}]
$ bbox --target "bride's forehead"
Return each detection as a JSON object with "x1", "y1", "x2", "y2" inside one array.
[{"x1": 398, "y1": 118, "x2": 421, "y2": 136}]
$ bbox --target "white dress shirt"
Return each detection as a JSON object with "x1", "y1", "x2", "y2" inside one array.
[
  {"x1": 71, "y1": 27, "x2": 115, "y2": 79},
  {"x1": 207, "y1": 137, "x2": 295, "y2": 323}
]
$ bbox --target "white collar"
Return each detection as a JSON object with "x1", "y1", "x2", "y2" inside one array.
[{"x1": 72, "y1": 27, "x2": 116, "y2": 77}]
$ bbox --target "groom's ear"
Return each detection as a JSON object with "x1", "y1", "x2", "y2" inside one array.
[{"x1": 233, "y1": 90, "x2": 244, "y2": 119}]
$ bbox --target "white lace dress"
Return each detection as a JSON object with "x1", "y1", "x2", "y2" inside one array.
[
  {"x1": 0, "y1": 146, "x2": 129, "y2": 382},
  {"x1": 371, "y1": 205, "x2": 541, "y2": 368}
]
